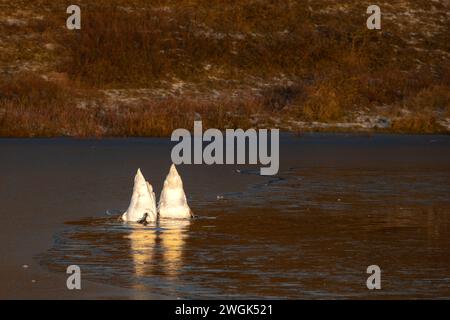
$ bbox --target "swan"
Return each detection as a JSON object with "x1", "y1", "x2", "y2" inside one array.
[
  {"x1": 158, "y1": 164, "x2": 193, "y2": 219},
  {"x1": 122, "y1": 169, "x2": 157, "y2": 223}
]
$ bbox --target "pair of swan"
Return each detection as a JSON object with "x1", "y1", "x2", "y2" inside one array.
[{"x1": 122, "y1": 164, "x2": 193, "y2": 223}]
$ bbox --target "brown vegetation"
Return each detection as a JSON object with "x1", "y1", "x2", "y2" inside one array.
[
  {"x1": 0, "y1": 0, "x2": 449, "y2": 136},
  {"x1": 0, "y1": 73, "x2": 263, "y2": 137}
]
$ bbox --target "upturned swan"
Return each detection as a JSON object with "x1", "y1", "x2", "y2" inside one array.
[
  {"x1": 122, "y1": 169, "x2": 158, "y2": 223},
  {"x1": 158, "y1": 164, "x2": 193, "y2": 219}
]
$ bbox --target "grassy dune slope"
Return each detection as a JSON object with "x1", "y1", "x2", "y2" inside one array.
[{"x1": 0, "y1": 0, "x2": 449, "y2": 137}]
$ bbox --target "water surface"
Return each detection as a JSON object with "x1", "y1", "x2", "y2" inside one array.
[{"x1": 1, "y1": 134, "x2": 449, "y2": 299}]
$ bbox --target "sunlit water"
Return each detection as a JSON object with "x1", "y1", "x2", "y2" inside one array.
[{"x1": 34, "y1": 134, "x2": 450, "y2": 299}]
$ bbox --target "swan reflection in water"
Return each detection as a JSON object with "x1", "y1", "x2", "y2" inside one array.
[{"x1": 126, "y1": 219, "x2": 190, "y2": 284}]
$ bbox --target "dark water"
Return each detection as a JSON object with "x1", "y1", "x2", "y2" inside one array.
[{"x1": 4, "y1": 134, "x2": 449, "y2": 299}]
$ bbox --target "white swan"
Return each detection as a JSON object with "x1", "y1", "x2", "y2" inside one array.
[
  {"x1": 122, "y1": 169, "x2": 157, "y2": 223},
  {"x1": 158, "y1": 164, "x2": 192, "y2": 219}
]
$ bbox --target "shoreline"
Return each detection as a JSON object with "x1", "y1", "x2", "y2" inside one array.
[{"x1": 0, "y1": 129, "x2": 449, "y2": 139}]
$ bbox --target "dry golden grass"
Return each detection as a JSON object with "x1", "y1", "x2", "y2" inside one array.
[
  {"x1": 0, "y1": 73, "x2": 263, "y2": 137},
  {"x1": 1, "y1": 0, "x2": 449, "y2": 136},
  {"x1": 0, "y1": 73, "x2": 100, "y2": 137},
  {"x1": 391, "y1": 114, "x2": 441, "y2": 134}
]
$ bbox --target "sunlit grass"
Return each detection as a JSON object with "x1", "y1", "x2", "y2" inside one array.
[{"x1": 1, "y1": 0, "x2": 448, "y2": 136}]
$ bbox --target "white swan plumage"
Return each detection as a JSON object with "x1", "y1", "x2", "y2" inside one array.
[
  {"x1": 122, "y1": 168, "x2": 157, "y2": 223},
  {"x1": 158, "y1": 164, "x2": 192, "y2": 220}
]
